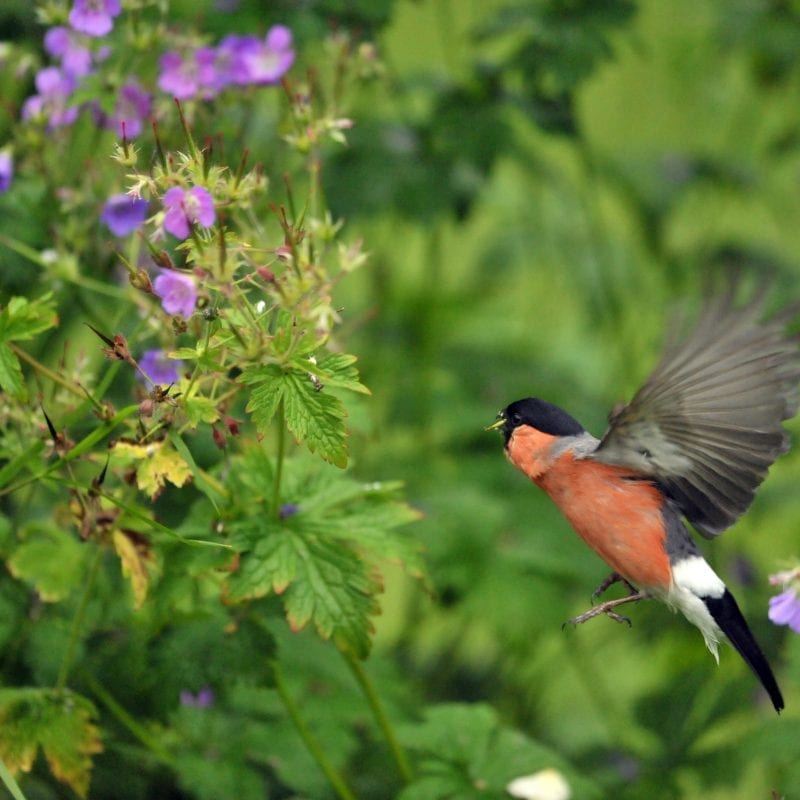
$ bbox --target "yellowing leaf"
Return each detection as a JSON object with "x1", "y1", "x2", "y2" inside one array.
[
  {"x1": 7, "y1": 528, "x2": 87, "y2": 601},
  {"x1": 0, "y1": 687, "x2": 102, "y2": 799},
  {"x1": 111, "y1": 440, "x2": 192, "y2": 498},
  {"x1": 113, "y1": 529, "x2": 155, "y2": 608}
]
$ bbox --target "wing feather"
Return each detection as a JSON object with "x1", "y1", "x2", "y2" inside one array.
[{"x1": 593, "y1": 286, "x2": 800, "y2": 536}]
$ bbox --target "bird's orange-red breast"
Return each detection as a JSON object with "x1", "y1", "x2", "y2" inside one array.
[{"x1": 490, "y1": 287, "x2": 800, "y2": 713}]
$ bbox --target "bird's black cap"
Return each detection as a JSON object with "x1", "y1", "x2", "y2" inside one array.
[{"x1": 490, "y1": 397, "x2": 585, "y2": 444}]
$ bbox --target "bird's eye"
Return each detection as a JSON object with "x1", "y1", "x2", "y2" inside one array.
[{"x1": 510, "y1": 412, "x2": 522, "y2": 426}]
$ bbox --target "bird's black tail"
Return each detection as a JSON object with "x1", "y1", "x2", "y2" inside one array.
[{"x1": 704, "y1": 589, "x2": 784, "y2": 712}]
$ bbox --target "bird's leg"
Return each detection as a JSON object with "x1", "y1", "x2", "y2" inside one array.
[
  {"x1": 591, "y1": 571, "x2": 639, "y2": 603},
  {"x1": 564, "y1": 591, "x2": 649, "y2": 629}
]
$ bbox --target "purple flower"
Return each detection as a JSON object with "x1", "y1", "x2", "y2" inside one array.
[
  {"x1": 100, "y1": 194, "x2": 148, "y2": 236},
  {"x1": 232, "y1": 25, "x2": 294, "y2": 86},
  {"x1": 44, "y1": 26, "x2": 92, "y2": 77},
  {"x1": 153, "y1": 270, "x2": 197, "y2": 317},
  {"x1": 180, "y1": 687, "x2": 215, "y2": 708},
  {"x1": 21, "y1": 67, "x2": 79, "y2": 129},
  {"x1": 0, "y1": 150, "x2": 12, "y2": 193},
  {"x1": 162, "y1": 186, "x2": 215, "y2": 240},
  {"x1": 107, "y1": 82, "x2": 151, "y2": 138},
  {"x1": 68, "y1": 0, "x2": 121, "y2": 37},
  {"x1": 279, "y1": 503, "x2": 300, "y2": 519},
  {"x1": 157, "y1": 48, "x2": 218, "y2": 100},
  {"x1": 769, "y1": 588, "x2": 800, "y2": 633},
  {"x1": 139, "y1": 349, "x2": 182, "y2": 385}
]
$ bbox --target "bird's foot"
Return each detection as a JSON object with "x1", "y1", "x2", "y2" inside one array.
[
  {"x1": 563, "y1": 591, "x2": 648, "y2": 629},
  {"x1": 591, "y1": 571, "x2": 639, "y2": 603}
]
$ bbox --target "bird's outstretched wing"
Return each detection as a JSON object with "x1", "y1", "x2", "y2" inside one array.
[{"x1": 592, "y1": 285, "x2": 800, "y2": 537}]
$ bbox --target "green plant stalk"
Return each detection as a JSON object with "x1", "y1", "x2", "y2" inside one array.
[
  {"x1": 0, "y1": 756, "x2": 28, "y2": 800},
  {"x1": 342, "y1": 650, "x2": 414, "y2": 784},
  {"x1": 273, "y1": 664, "x2": 358, "y2": 800},
  {"x1": 272, "y1": 398, "x2": 286, "y2": 517},
  {"x1": 55, "y1": 545, "x2": 104, "y2": 690},
  {"x1": 81, "y1": 670, "x2": 176, "y2": 767},
  {"x1": 9, "y1": 343, "x2": 91, "y2": 402}
]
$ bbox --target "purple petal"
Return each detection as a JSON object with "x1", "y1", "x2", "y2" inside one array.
[
  {"x1": 185, "y1": 186, "x2": 215, "y2": 228},
  {"x1": 68, "y1": 0, "x2": 121, "y2": 37},
  {"x1": 153, "y1": 270, "x2": 197, "y2": 317},
  {"x1": 0, "y1": 151, "x2": 12, "y2": 193},
  {"x1": 139, "y1": 349, "x2": 181, "y2": 385},
  {"x1": 769, "y1": 589, "x2": 800, "y2": 633},
  {"x1": 100, "y1": 194, "x2": 148, "y2": 236}
]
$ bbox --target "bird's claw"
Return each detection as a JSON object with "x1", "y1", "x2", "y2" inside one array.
[
  {"x1": 563, "y1": 590, "x2": 648, "y2": 630},
  {"x1": 591, "y1": 572, "x2": 639, "y2": 604}
]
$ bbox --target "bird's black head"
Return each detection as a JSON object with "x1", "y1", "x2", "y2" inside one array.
[{"x1": 489, "y1": 397, "x2": 585, "y2": 445}]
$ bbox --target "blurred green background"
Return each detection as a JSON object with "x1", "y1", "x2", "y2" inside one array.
[{"x1": 3, "y1": 0, "x2": 800, "y2": 797}]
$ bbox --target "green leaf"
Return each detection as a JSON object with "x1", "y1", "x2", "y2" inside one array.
[
  {"x1": 227, "y1": 521, "x2": 380, "y2": 658},
  {"x1": 241, "y1": 363, "x2": 286, "y2": 429},
  {"x1": 0, "y1": 342, "x2": 25, "y2": 399},
  {"x1": 0, "y1": 687, "x2": 102, "y2": 798},
  {"x1": 397, "y1": 704, "x2": 602, "y2": 800},
  {"x1": 296, "y1": 352, "x2": 371, "y2": 395},
  {"x1": 225, "y1": 452, "x2": 423, "y2": 657},
  {"x1": 0, "y1": 294, "x2": 58, "y2": 342},
  {"x1": 242, "y1": 365, "x2": 350, "y2": 467},
  {"x1": 7, "y1": 527, "x2": 88, "y2": 602},
  {"x1": 282, "y1": 371, "x2": 348, "y2": 467}
]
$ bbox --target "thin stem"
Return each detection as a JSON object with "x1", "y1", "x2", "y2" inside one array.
[
  {"x1": 273, "y1": 663, "x2": 358, "y2": 800},
  {"x1": 272, "y1": 398, "x2": 286, "y2": 517},
  {"x1": 342, "y1": 650, "x2": 414, "y2": 784},
  {"x1": 9, "y1": 343, "x2": 93, "y2": 403},
  {"x1": 81, "y1": 670, "x2": 176, "y2": 767},
  {"x1": 0, "y1": 756, "x2": 28, "y2": 800},
  {"x1": 55, "y1": 546, "x2": 104, "y2": 690}
]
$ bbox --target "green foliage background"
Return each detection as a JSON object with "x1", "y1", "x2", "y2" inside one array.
[{"x1": 2, "y1": 0, "x2": 800, "y2": 798}]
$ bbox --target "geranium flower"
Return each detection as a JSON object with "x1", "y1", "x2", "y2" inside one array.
[
  {"x1": 21, "y1": 67, "x2": 79, "y2": 129},
  {"x1": 68, "y1": 0, "x2": 121, "y2": 37},
  {"x1": 162, "y1": 186, "x2": 215, "y2": 239},
  {"x1": 44, "y1": 26, "x2": 92, "y2": 77},
  {"x1": 0, "y1": 150, "x2": 12, "y2": 193},
  {"x1": 107, "y1": 82, "x2": 151, "y2": 138},
  {"x1": 769, "y1": 587, "x2": 800, "y2": 633},
  {"x1": 153, "y1": 270, "x2": 197, "y2": 317},
  {"x1": 231, "y1": 25, "x2": 294, "y2": 86},
  {"x1": 100, "y1": 194, "x2": 148, "y2": 236},
  {"x1": 157, "y1": 48, "x2": 218, "y2": 100},
  {"x1": 139, "y1": 349, "x2": 181, "y2": 385}
]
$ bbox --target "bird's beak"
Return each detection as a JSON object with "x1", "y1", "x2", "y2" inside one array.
[{"x1": 485, "y1": 415, "x2": 505, "y2": 432}]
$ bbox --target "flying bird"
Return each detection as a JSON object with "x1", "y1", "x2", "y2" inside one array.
[{"x1": 488, "y1": 286, "x2": 800, "y2": 712}]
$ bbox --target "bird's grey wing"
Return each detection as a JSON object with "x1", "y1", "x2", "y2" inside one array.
[{"x1": 593, "y1": 285, "x2": 800, "y2": 537}]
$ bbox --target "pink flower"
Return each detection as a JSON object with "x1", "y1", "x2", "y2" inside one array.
[
  {"x1": 153, "y1": 270, "x2": 197, "y2": 317},
  {"x1": 769, "y1": 588, "x2": 800, "y2": 633},
  {"x1": 162, "y1": 186, "x2": 215, "y2": 239}
]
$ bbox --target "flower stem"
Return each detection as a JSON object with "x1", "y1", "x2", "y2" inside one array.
[
  {"x1": 55, "y1": 545, "x2": 103, "y2": 690},
  {"x1": 81, "y1": 670, "x2": 176, "y2": 767},
  {"x1": 342, "y1": 650, "x2": 414, "y2": 784},
  {"x1": 272, "y1": 663, "x2": 358, "y2": 800},
  {"x1": 0, "y1": 756, "x2": 29, "y2": 800}
]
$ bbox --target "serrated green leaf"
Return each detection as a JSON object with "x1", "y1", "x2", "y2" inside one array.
[
  {"x1": 283, "y1": 371, "x2": 348, "y2": 467},
  {"x1": 296, "y1": 352, "x2": 371, "y2": 395},
  {"x1": 0, "y1": 687, "x2": 102, "y2": 798},
  {"x1": 243, "y1": 365, "x2": 350, "y2": 467},
  {"x1": 7, "y1": 528, "x2": 88, "y2": 602},
  {"x1": 0, "y1": 294, "x2": 58, "y2": 342},
  {"x1": 182, "y1": 394, "x2": 219, "y2": 427},
  {"x1": 242, "y1": 363, "x2": 287, "y2": 430},
  {"x1": 398, "y1": 704, "x2": 602, "y2": 800},
  {"x1": 227, "y1": 522, "x2": 380, "y2": 658},
  {"x1": 0, "y1": 341, "x2": 25, "y2": 399}
]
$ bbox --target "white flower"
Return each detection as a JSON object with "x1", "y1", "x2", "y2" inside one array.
[{"x1": 506, "y1": 768, "x2": 571, "y2": 800}]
